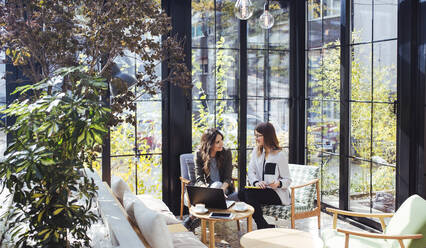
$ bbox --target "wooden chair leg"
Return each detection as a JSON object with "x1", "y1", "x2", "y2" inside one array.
[
  {"x1": 317, "y1": 212, "x2": 321, "y2": 229},
  {"x1": 237, "y1": 220, "x2": 240, "y2": 231},
  {"x1": 291, "y1": 217, "x2": 295, "y2": 229}
]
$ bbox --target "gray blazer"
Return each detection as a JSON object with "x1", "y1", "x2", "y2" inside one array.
[{"x1": 194, "y1": 149, "x2": 234, "y2": 193}]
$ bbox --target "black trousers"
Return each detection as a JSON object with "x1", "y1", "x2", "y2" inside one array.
[{"x1": 238, "y1": 188, "x2": 281, "y2": 228}]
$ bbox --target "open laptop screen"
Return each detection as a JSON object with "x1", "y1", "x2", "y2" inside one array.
[{"x1": 186, "y1": 186, "x2": 235, "y2": 209}]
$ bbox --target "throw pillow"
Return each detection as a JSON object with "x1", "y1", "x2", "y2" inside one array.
[
  {"x1": 136, "y1": 195, "x2": 180, "y2": 225},
  {"x1": 134, "y1": 202, "x2": 173, "y2": 248},
  {"x1": 111, "y1": 176, "x2": 131, "y2": 205}
]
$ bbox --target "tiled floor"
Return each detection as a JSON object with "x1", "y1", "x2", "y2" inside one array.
[{"x1": 187, "y1": 212, "x2": 365, "y2": 248}]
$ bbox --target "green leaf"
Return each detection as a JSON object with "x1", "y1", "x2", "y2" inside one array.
[
  {"x1": 38, "y1": 228, "x2": 49, "y2": 236},
  {"x1": 53, "y1": 208, "x2": 64, "y2": 216},
  {"x1": 37, "y1": 209, "x2": 45, "y2": 223}
]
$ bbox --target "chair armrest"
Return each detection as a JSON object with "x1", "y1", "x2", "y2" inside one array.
[
  {"x1": 327, "y1": 208, "x2": 393, "y2": 230},
  {"x1": 337, "y1": 228, "x2": 423, "y2": 240},
  {"x1": 179, "y1": 177, "x2": 190, "y2": 185},
  {"x1": 326, "y1": 208, "x2": 394, "y2": 218},
  {"x1": 337, "y1": 228, "x2": 423, "y2": 248},
  {"x1": 290, "y1": 179, "x2": 319, "y2": 189}
]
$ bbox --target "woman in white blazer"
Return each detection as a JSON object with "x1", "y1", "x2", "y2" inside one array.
[{"x1": 238, "y1": 122, "x2": 292, "y2": 229}]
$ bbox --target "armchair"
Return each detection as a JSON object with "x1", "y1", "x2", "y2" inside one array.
[
  {"x1": 179, "y1": 153, "x2": 196, "y2": 220},
  {"x1": 261, "y1": 164, "x2": 321, "y2": 229},
  {"x1": 322, "y1": 194, "x2": 426, "y2": 248}
]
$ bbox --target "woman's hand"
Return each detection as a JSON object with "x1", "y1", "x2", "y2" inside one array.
[
  {"x1": 255, "y1": 181, "x2": 268, "y2": 189},
  {"x1": 268, "y1": 180, "x2": 280, "y2": 189}
]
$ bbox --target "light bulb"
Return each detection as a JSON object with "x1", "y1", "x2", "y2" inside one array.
[
  {"x1": 234, "y1": 0, "x2": 254, "y2": 20},
  {"x1": 259, "y1": 9, "x2": 274, "y2": 29}
]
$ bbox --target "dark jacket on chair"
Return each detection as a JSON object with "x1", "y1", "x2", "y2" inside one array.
[{"x1": 194, "y1": 148, "x2": 234, "y2": 193}]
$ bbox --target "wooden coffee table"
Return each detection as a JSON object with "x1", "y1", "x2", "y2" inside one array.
[
  {"x1": 190, "y1": 203, "x2": 254, "y2": 248},
  {"x1": 240, "y1": 228, "x2": 324, "y2": 248}
]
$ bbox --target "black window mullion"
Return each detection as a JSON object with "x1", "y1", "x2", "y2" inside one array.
[
  {"x1": 289, "y1": 0, "x2": 305, "y2": 164},
  {"x1": 339, "y1": 0, "x2": 350, "y2": 211},
  {"x1": 238, "y1": 19, "x2": 248, "y2": 190}
]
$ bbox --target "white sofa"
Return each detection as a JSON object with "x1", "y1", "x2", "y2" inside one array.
[{"x1": 86, "y1": 169, "x2": 206, "y2": 248}]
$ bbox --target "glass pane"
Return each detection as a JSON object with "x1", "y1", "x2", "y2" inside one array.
[
  {"x1": 350, "y1": 102, "x2": 372, "y2": 160},
  {"x1": 192, "y1": 99, "x2": 216, "y2": 150},
  {"x1": 307, "y1": 0, "x2": 322, "y2": 48},
  {"x1": 247, "y1": 50, "x2": 265, "y2": 98},
  {"x1": 306, "y1": 148, "x2": 322, "y2": 167},
  {"x1": 306, "y1": 100, "x2": 323, "y2": 151},
  {"x1": 216, "y1": 0, "x2": 239, "y2": 49},
  {"x1": 269, "y1": 52, "x2": 289, "y2": 98},
  {"x1": 352, "y1": 0, "x2": 372, "y2": 43},
  {"x1": 216, "y1": 49, "x2": 238, "y2": 99},
  {"x1": 321, "y1": 47, "x2": 340, "y2": 100},
  {"x1": 136, "y1": 155, "x2": 162, "y2": 198},
  {"x1": 372, "y1": 165, "x2": 395, "y2": 213},
  {"x1": 247, "y1": 0, "x2": 267, "y2": 49},
  {"x1": 373, "y1": 41, "x2": 397, "y2": 102},
  {"x1": 247, "y1": 99, "x2": 265, "y2": 148},
  {"x1": 307, "y1": 50, "x2": 323, "y2": 99},
  {"x1": 322, "y1": 101, "x2": 340, "y2": 154},
  {"x1": 322, "y1": 155, "x2": 339, "y2": 207},
  {"x1": 137, "y1": 101, "x2": 162, "y2": 154},
  {"x1": 192, "y1": 0, "x2": 215, "y2": 48},
  {"x1": 216, "y1": 100, "x2": 239, "y2": 149},
  {"x1": 269, "y1": 100, "x2": 289, "y2": 148},
  {"x1": 111, "y1": 119, "x2": 135, "y2": 156},
  {"x1": 112, "y1": 156, "x2": 136, "y2": 192},
  {"x1": 192, "y1": 48, "x2": 216, "y2": 99},
  {"x1": 350, "y1": 158, "x2": 371, "y2": 212},
  {"x1": 351, "y1": 44, "x2": 372, "y2": 101},
  {"x1": 306, "y1": 100, "x2": 340, "y2": 155},
  {"x1": 372, "y1": 103, "x2": 396, "y2": 165},
  {"x1": 323, "y1": 0, "x2": 340, "y2": 44},
  {"x1": 269, "y1": 5, "x2": 290, "y2": 50},
  {"x1": 373, "y1": 0, "x2": 397, "y2": 41}
]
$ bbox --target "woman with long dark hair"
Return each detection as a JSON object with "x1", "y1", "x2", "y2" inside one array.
[
  {"x1": 184, "y1": 128, "x2": 236, "y2": 230},
  {"x1": 194, "y1": 128, "x2": 234, "y2": 194},
  {"x1": 239, "y1": 122, "x2": 292, "y2": 229}
]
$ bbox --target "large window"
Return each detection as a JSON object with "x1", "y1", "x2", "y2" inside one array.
[
  {"x1": 108, "y1": 54, "x2": 163, "y2": 198},
  {"x1": 306, "y1": 0, "x2": 397, "y2": 213},
  {"x1": 191, "y1": 0, "x2": 240, "y2": 179},
  {"x1": 247, "y1": 1, "x2": 290, "y2": 153},
  {"x1": 306, "y1": 0, "x2": 341, "y2": 207},
  {"x1": 191, "y1": 0, "x2": 290, "y2": 186}
]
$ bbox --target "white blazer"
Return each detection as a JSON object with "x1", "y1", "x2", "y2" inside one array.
[{"x1": 247, "y1": 149, "x2": 292, "y2": 205}]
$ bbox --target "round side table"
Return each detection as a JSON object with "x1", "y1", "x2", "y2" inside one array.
[{"x1": 190, "y1": 203, "x2": 254, "y2": 248}]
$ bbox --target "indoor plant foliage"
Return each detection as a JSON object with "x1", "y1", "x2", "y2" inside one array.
[
  {"x1": 1, "y1": 67, "x2": 109, "y2": 247},
  {"x1": 0, "y1": 0, "x2": 191, "y2": 247}
]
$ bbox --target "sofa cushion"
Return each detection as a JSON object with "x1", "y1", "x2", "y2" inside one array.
[
  {"x1": 123, "y1": 191, "x2": 140, "y2": 221},
  {"x1": 111, "y1": 176, "x2": 131, "y2": 204},
  {"x1": 385, "y1": 194, "x2": 426, "y2": 248},
  {"x1": 171, "y1": 231, "x2": 207, "y2": 248},
  {"x1": 321, "y1": 229, "x2": 389, "y2": 248},
  {"x1": 136, "y1": 195, "x2": 180, "y2": 225},
  {"x1": 134, "y1": 201, "x2": 173, "y2": 248}
]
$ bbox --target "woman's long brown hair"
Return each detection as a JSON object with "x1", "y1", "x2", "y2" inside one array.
[
  {"x1": 199, "y1": 128, "x2": 225, "y2": 175},
  {"x1": 255, "y1": 122, "x2": 281, "y2": 156}
]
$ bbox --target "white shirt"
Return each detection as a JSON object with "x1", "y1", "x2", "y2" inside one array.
[{"x1": 247, "y1": 148, "x2": 292, "y2": 205}]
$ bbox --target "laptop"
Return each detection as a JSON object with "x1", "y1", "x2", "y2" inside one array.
[{"x1": 186, "y1": 186, "x2": 235, "y2": 209}]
